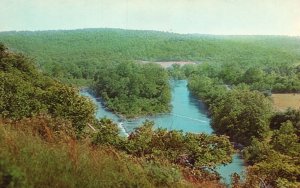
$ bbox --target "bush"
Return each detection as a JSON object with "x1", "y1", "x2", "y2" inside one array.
[
  {"x1": 144, "y1": 162, "x2": 181, "y2": 187},
  {"x1": 0, "y1": 120, "x2": 192, "y2": 187},
  {"x1": 0, "y1": 158, "x2": 27, "y2": 188},
  {"x1": 0, "y1": 45, "x2": 96, "y2": 132},
  {"x1": 92, "y1": 118, "x2": 125, "y2": 147}
]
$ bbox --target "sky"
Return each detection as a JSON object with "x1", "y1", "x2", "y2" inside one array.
[{"x1": 0, "y1": 0, "x2": 299, "y2": 36}]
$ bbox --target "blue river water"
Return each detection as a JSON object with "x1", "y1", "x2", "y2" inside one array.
[{"x1": 81, "y1": 80, "x2": 244, "y2": 184}]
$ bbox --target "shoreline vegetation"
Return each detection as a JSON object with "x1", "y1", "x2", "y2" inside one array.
[
  {"x1": 1, "y1": 28, "x2": 300, "y2": 187},
  {"x1": 1, "y1": 45, "x2": 235, "y2": 187},
  {"x1": 93, "y1": 61, "x2": 171, "y2": 118}
]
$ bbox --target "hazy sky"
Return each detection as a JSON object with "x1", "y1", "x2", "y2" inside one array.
[{"x1": 1, "y1": 0, "x2": 299, "y2": 35}]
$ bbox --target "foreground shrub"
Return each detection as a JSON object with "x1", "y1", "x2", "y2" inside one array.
[
  {"x1": 93, "y1": 120, "x2": 234, "y2": 170},
  {"x1": 0, "y1": 45, "x2": 96, "y2": 132},
  {"x1": 0, "y1": 118, "x2": 194, "y2": 188}
]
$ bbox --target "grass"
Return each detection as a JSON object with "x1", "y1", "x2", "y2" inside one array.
[
  {"x1": 271, "y1": 93, "x2": 300, "y2": 111},
  {"x1": 0, "y1": 115, "x2": 225, "y2": 187},
  {"x1": 0, "y1": 117, "x2": 183, "y2": 187}
]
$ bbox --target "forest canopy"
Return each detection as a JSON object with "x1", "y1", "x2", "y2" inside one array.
[
  {"x1": 0, "y1": 29, "x2": 299, "y2": 86},
  {"x1": 0, "y1": 43, "x2": 95, "y2": 132},
  {"x1": 93, "y1": 61, "x2": 171, "y2": 117}
]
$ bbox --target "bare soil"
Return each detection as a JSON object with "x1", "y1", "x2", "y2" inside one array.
[
  {"x1": 138, "y1": 61, "x2": 198, "y2": 68},
  {"x1": 271, "y1": 93, "x2": 300, "y2": 111}
]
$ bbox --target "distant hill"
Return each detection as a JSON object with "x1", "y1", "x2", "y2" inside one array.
[{"x1": 0, "y1": 28, "x2": 299, "y2": 84}]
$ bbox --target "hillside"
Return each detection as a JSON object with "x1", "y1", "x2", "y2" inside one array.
[{"x1": 0, "y1": 45, "x2": 235, "y2": 187}]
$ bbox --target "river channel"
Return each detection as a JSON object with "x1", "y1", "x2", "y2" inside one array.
[{"x1": 81, "y1": 80, "x2": 244, "y2": 184}]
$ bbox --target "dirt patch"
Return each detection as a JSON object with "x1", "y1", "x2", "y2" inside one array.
[
  {"x1": 272, "y1": 93, "x2": 300, "y2": 111},
  {"x1": 138, "y1": 61, "x2": 198, "y2": 68}
]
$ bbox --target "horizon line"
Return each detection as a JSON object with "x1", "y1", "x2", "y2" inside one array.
[{"x1": 0, "y1": 27, "x2": 299, "y2": 37}]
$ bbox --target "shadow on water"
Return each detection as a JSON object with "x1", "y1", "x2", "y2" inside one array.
[{"x1": 188, "y1": 93, "x2": 209, "y2": 116}]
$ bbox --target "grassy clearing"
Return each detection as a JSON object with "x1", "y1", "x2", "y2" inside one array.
[{"x1": 271, "y1": 93, "x2": 300, "y2": 111}]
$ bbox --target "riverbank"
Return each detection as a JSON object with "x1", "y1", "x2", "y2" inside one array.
[{"x1": 80, "y1": 80, "x2": 244, "y2": 184}]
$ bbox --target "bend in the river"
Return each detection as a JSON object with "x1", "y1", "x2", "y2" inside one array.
[{"x1": 80, "y1": 80, "x2": 244, "y2": 185}]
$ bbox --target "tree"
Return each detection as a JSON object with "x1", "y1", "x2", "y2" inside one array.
[
  {"x1": 126, "y1": 120, "x2": 155, "y2": 157},
  {"x1": 270, "y1": 108, "x2": 300, "y2": 134},
  {"x1": 243, "y1": 138, "x2": 273, "y2": 165},
  {"x1": 244, "y1": 153, "x2": 300, "y2": 187},
  {"x1": 271, "y1": 121, "x2": 300, "y2": 157},
  {"x1": 242, "y1": 67, "x2": 265, "y2": 84},
  {"x1": 93, "y1": 118, "x2": 124, "y2": 147},
  {"x1": 0, "y1": 43, "x2": 7, "y2": 59},
  {"x1": 94, "y1": 61, "x2": 171, "y2": 117},
  {"x1": 1, "y1": 45, "x2": 96, "y2": 132},
  {"x1": 44, "y1": 85, "x2": 95, "y2": 132},
  {"x1": 211, "y1": 89, "x2": 273, "y2": 145},
  {"x1": 124, "y1": 121, "x2": 234, "y2": 169}
]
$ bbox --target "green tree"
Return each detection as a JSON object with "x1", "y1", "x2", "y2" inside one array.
[
  {"x1": 0, "y1": 45, "x2": 96, "y2": 132},
  {"x1": 270, "y1": 108, "x2": 300, "y2": 134},
  {"x1": 126, "y1": 120, "x2": 155, "y2": 157},
  {"x1": 211, "y1": 89, "x2": 273, "y2": 145},
  {"x1": 242, "y1": 67, "x2": 265, "y2": 84},
  {"x1": 243, "y1": 138, "x2": 273, "y2": 165},
  {"x1": 93, "y1": 118, "x2": 124, "y2": 147},
  {"x1": 124, "y1": 121, "x2": 234, "y2": 169},
  {"x1": 94, "y1": 61, "x2": 171, "y2": 117},
  {"x1": 271, "y1": 121, "x2": 300, "y2": 157}
]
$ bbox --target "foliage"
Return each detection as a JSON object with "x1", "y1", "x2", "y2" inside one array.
[
  {"x1": 0, "y1": 158, "x2": 27, "y2": 188},
  {"x1": 271, "y1": 121, "x2": 300, "y2": 157},
  {"x1": 244, "y1": 154, "x2": 300, "y2": 188},
  {"x1": 44, "y1": 85, "x2": 95, "y2": 131},
  {"x1": 270, "y1": 108, "x2": 300, "y2": 136},
  {"x1": 0, "y1": 44, "x2": 95, "y2": 132},
  {"x1": 0, "y1": 29, "x2": 299, "y2": 87},
  {"x1": 242, "y1": 138, "x2": 273, "y2": 165},
  {"x1": 168, "y1": 64, "x2": 187, "y2": 79},
  {"x1": 188, "y1": 75, "x2": 227, "y2": 106},
  {"x1": 92, "y1": 118, "x2": 125, "y2": 147},
  {"x1": 0, "y1": 118, "x2": 195, "y2": 188},
  {"x1": 242, "y1": 120, "x2": 300, "y2": 187},
  {"x1": 211, "y1": 89, "x2": 273, "y2": 145},
  {"x1": 143, "y1": 162, "x2": 182, "y2": 187},
  {"x1": 94, "y1": 61, "x2": 171, "y2": 117},
  {"x1": 93, "y1": 121, "x2": 235, "y2": 170}
]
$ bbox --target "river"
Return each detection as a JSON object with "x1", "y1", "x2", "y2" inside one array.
[{"x1": 81, "y1": 80, "x2": 244, "y2": 184}]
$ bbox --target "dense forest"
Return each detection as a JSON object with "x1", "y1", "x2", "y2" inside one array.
[
  {"x1": 1, "y1": 29, "x2": 300, "y2": 116},
  {"x1": 93, "y1": 61, "x2": 171, "y2": 117},
  {"x1": 0, "y1": 44, "x2": 95, "y2": 132},
  {"x1": 1, "y1": 29, "x2": 300, "y2": 187},
  {"x1": 0, "y1": 45, "x2": 237, "y2": 187},
  {"x1": 0, "y1": 29, "x2": 299, "y2": 86},
  {"x1": 188, "y1": 74, "x2": 300, "y2": 187},
  {"x1": 186, "y1": 56, "x2": 300, "y2": 187}
]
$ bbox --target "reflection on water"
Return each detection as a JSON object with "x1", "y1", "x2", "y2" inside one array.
[{"x1": 80, "y1": 80, "x2": 244, "y2": 185}]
